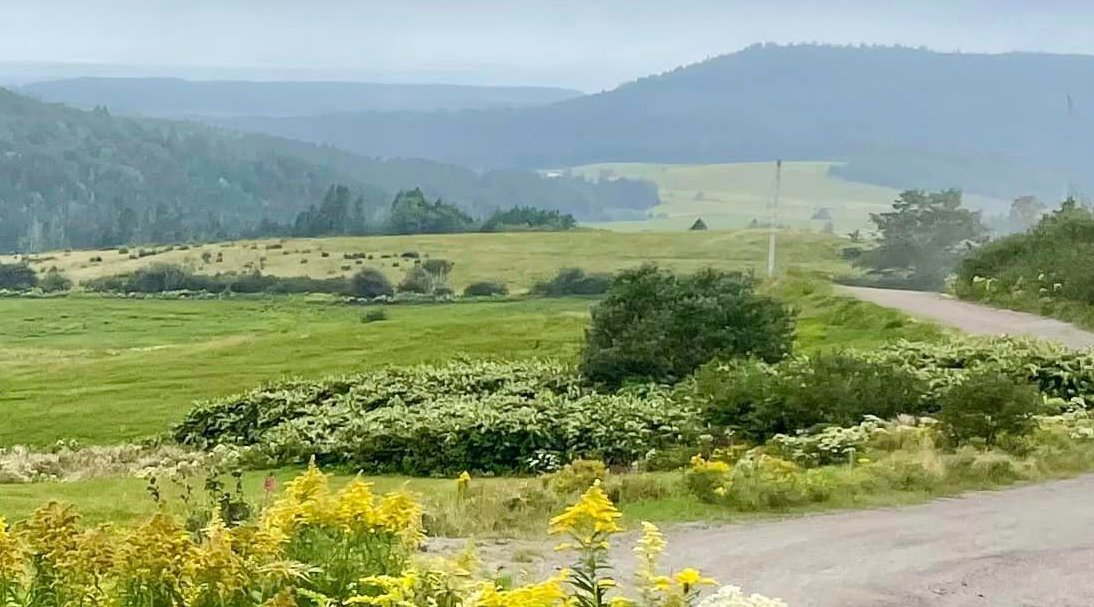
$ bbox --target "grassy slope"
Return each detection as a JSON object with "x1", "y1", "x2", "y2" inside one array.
[
  {"x1": 0, "y1": 277, "x2": 944, "y2": 448},
  {"x1": 0, "y1": 297, "x2": 590, "y2": 446},
  {"x1": 574, "y1": 162, "x2": 900, "y2": 233},
  {"x1": 13, "y1": 230, "x2": 847, "y2": 291}
]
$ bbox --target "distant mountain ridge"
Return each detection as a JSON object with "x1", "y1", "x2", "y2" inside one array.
[
  {"x1": 21, "y1": 78, "x2": 583, "y2": 118},
  {"x1": 215, "y1": 45, "x2": 1094, "y2": 202}
]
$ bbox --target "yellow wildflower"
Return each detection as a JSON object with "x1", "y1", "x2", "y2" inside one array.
[
  {"x1": 0, "y1": 515, "x2": 25, "y2": 589},
  {"x1": 468, "y1": 571, "x2": 568, "y2": 607},
  {"x1": 674, "y1": 568, "x2": 716, "y2": 589},
  {"x1": 548, "y1": 481, "x2": 622, "y2": 547},
  {"x1": 634, "y1": 521, "x2": 666, "y2": 588},
  {"x1": 376, "y1": 490, "x2": 426, "y2": 548},
  {"x1": 334, "y1": 477, "x2": 378, "y2": 532}
]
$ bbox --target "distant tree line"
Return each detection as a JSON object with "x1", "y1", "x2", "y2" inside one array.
[{"x1": 275, "y1": 186, "x2": 579, "y2": 238}]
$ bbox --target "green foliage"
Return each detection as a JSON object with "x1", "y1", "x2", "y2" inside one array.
[
  {"x1": 581, "y1": 265, "x2": 795, "y2": 387},
  {"x1": 854, "y1": 189, "x2": 988, "y2": 290},
  {"x1": 462, "y1": 281, "x2": 508, "y2": 297},
  {"x1": 83, "y1": 264, "x2": 350, "y2": 295},
  {"x1": 938, "y1": 372, "x2": 1044, "y2": 447},
  {"x1": 688, "y1": 337, "x2": 1094, "y2": 442},
  {"x1": 387, "y1": 188, "x2": 474, "y2": 235},
  {"x1": 0, "y1": 88, "x2": 652, "y2": 252},
  {"x1": 37, "y1": 269, "x2": 72, "y2": 293},
  {"x1": 174, "y1": 360, "x2": 700, "y2": 475},
  {"x1": 956, "y1": 201, "x2": 1094, "y2": 319},
  {"x1": 291, "y1": 184, "x2": 370, "y2": 237},
  {"x1": 397, "y1": 266, "x2": 437, "y2": 295},
  {"x1": 348, "y1": 268, "x2": 394, "y2": 299},
  {"x1": 0, "y1": 263, "x2": 37, "y2": 291},
  {"x1": 687, "y1": 354, "x2": 928, "y2": 441},
  {"x1": 531, "y1": 268, "x2": 612, "y2": 297},
  {"x1": 481, "y1": 206, "x2": 577, "y2": 232},
  {"x1": 362, "y1": 309, "x2": 388, "y2": 323}
]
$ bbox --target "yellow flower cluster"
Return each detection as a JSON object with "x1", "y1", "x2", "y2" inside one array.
[
  {"x1": 634, "y1": 522, "x2": 716, "y2": 607},
  {"x1": 548, "y1": 480, "x2": 623, "y2": 549},
  {"x1": 262, "y1": 461, "x2": 425, "y2": 549},
  {"x1": 0, "y1": 464, "x2": 757, "y2": 607}
]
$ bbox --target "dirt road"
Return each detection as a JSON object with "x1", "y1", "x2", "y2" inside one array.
[
  {"x1": 457, "y1": 477, "x2": 1094, "y2": 606},
  {"x1": 644, "y1": 475, "x2": 1094, "y2": 606},
  {"x1": 838, "y1": 286, "x2": 1094, "y2": 348}
]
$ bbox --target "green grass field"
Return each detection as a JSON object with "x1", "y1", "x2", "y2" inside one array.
[
  {"x1": 13, "y1": 229, "x2": 848, "y2": 290},
  {"x1": 0, "y1": 297, "x2": 591, "y2": 446},
  {"x1": 574, "y1": 161, "x2": 901, "y2": 233},
  {"x1": 0, "y1": 276, "x2": 943, "y2": 448}
]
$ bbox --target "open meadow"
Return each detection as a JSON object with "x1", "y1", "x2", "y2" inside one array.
[
  {"x1": 8, "y1": 229, "x2": 847, "y2": 290},
  {"x1": 575, "y1": 161, "x2": 898, "y2": 233}
]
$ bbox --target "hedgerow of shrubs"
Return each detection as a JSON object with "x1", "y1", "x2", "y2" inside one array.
[
  {"x1": 532, "y1": 267, "x2": 612, "y2": 296},
  {"x1": 82, "y1": 263, "x2": 395, "y2": 298},
  {"x1": 175, "y1": 360, "x2": 699, "y2": 475},
  {"x1": 684, "y1": 337, "x2": 1094, "y2": 442}
]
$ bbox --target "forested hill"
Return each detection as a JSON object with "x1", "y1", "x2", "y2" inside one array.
[
  {"x1": 222, "y1": 45, "x2": 1094, "y2": 201},
  {"x1": 0, "y1": 89, "x2": 657, "y2": 252},
  {"x1": 21, "y1": 78, "x2": 582, "y2": 117}
]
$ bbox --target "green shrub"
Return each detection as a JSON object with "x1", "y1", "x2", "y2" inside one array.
[
  {"x1": 362, "y1": 308, "x2": 387, "y2": 323},
  {"x1": 463, "y1": 281, "x2": 509, "y2": 297},
  {"x1": 175, "y1": 359, "x2": 700, "y2": 475},
  {"x1": 938, "y1": 371, "x2": 1044, "y2": 447},
  {"x1": 582, "y1": 265, "x2": 795, "y2": 388},
  {"x1": 531, "y1": 268, "x2": 612, "y2": 297},
  {"x1": 349, "y1": 268, "x2": 394, "y2": 298},
  {"x1": 38, "y1": 270, "x2": 72, "y2": 293},
  {"x1": 0, "y1": 263, "x2": 38, "y2": 291},
  {"x1": 397, "y1": 266, "x2": 435, "y2": 294},
  {"x1": 546, "y1": 459, "x2": 608, "y2": 495}
]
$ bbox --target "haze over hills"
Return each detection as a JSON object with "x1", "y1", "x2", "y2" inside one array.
[
  {"x1": 20, "y1": 78, "x2": 583, "y2": 118},
  {"x1": 213, "y1": 44, "x2": 1094, "y2": 203},
  {"x1": 0, "y1": 88, "x2": 657, "y2": 252}
]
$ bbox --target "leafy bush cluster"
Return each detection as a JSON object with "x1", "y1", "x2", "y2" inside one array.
[
  {"x1": 582, "y1": 265, "x2": 794, "y2": 387},
  {"x1": 955, "y1": 200, "x2": 1094, "y2": 313},
  {"x1": 83, "y1": 264, "x2": 397, "y2": 299},
  {"x1": 532, "y1": 268, "x2": 613, "y2": 297},
  {"x1": 684, "y1": 337, "x2": 1092, "y2": 443},
  {"x1": 175, "y1": 360, "x2": 699, "y2": 475},
  {"x1": 684, "y1": 407, "x2": 1094, "y2": 511}
]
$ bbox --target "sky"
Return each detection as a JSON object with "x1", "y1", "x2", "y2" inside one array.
[{"x1": 4, "y1": 0, "x2": 1094, "y2": 91}]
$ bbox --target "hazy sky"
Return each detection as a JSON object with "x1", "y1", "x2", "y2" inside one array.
[{"x1": 5, "y1": 1, "x2": 1094, "y2": 90}]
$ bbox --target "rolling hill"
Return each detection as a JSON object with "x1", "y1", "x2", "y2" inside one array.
[
  {"x1": 21, "y1": 78, "x2": 582, "y2": 118},
  {"x1": 0, "y1": 88, "x2": 656, "y2": 252},
  {"x1": 217, "y1": 45, "x2": 1094, "y2": 202}
]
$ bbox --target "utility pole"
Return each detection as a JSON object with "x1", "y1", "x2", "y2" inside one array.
[{"x1": 767, "y1": 159, "x2": 782, "y2": 277}]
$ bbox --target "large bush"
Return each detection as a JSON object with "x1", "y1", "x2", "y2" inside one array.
[
  {"x1": 175, "y1": 359, "x2": 699, "y2": 475},
  {"x1": 581, "y1": 265, "x2": 795, "y2": 387},
  {"x1": 686, "y1": 337, "x2": 1094, "y2": 441},
  {"x1": 686, "y1": 354, "x2": 929, "y2": 441},
  {"x1": 531, "y1": 268, "x2": 612, "y2": 297},
  {"x1": 938, "y1": 371, "x2": 1044, "y2": 446},
  {"x1": 349, "y1": 268, "x2": 394, "y2": 298},
  {"x1": 0, "y1": 263, "x2": 38, "y2": 291},
  {"x1": 956, "y1": 201, "x2": 1094, "y2": 308},
  {"x1": 463, "y1": 281, "x2": 508, "y2": 297}
]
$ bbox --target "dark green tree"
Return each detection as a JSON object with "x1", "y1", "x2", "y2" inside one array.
[
  {"x1": 387, "y1": 189, "x2": 474, "y2": 235},
  {"x1": 855, "y1": 189, "x2": 988, "y2": 290},
  {"x1": 349, "y1": 268, "x2": 394, "y2": 299},
  {"x1": 581, "y1": 265, "x2": 795, "y2": 387},
  {"x1": 0, "y1": 263, "x2": 38, "y2": 291}
]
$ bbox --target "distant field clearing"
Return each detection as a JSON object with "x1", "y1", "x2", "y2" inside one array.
[{"x1": 573, "y1": 161, "x2": 901, "y2": 233}]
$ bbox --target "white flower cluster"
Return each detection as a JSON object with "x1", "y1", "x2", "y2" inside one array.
[{"x1": 697, "y1": 584, "x2": 789, "y2": 607}]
